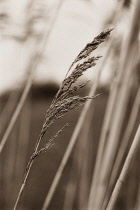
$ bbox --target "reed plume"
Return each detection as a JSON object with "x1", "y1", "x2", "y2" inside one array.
[
  {"x1": 66, "y1": 28, "x2": 113, "y2": 77},
  {"x1": 13, "y1": 28, "x2": 112, "y2": 210}
]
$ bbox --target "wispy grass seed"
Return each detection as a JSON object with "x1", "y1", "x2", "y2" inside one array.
[
  {"x1": 14, "y1": 28, "x2": 112, "y2": 210},
  {"x1": 30, "y1": 29, "x2": 112, "y2": 163}
]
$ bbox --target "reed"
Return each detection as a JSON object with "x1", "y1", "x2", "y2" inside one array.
[
  {"x1": 1, "y1": 1, "x2": 139, "y2": 210},
  {"x1": 102, "y1": 85, "x2": 140, "y2": 210},
  {"x1": 86, "y1": 3, "x2": 125, "y2": 208},
  {"x1": 41, "y1": 29, "x2": 112, "y2": 210},
  {"x1": 0, "y1": 0, "x2": 64, "y2": 155},
  {"x1": 13, "y1": 29, "x2": 111, "y2": 210},
  {"x1": 106, "y1": 125, "x2": 140, "y2": 210},
  {"x1": 87, "y1": 1, "x2": 140, "y2": 209}
]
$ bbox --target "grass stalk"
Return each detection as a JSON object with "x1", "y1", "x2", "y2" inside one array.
[
  {"x1": 102, "y1": 85, "x2": 140, "y2": 210},
  {"x1": 41, "y1": 43, "x2": 112, "y2": 210},
  {"x1": 13, "y1": 161, "x2": 33, "y2": 210},
  {"x1": 62, "y1": 111, "x2": 93, "y2": 210},
  {"x1": 14, "y1": 96, "x2": 31, "y2": 199},
  {"x1": 0, "y1": 0, "x2": 64, "y2": 155},
  {"x1": 77, "y1": 110, "x2": 94, "y2": 210},
  {"x1": 0, "y1": 59, "x2": 37, "y2": 155},
  {"x1": 13, "y1": 28, "x2": 111, "y2": 210},
  {"x1": 106, "y1": 125, "x2": 140, "y2": 210},
  {"x1": 2, "y1": 123, "x2": 18, "y2": 209},
  {"x1": 87, "y1": 68, "x2": 118, "y2": 210},
  {"x1": 88, "y1": 1, "x2": 140, "y2": 209},
  {"x1": 86, "y1": 4, "x2": 126, "y2": 208},
  {"x1": 11, "y1": 1, "x2": 65, "y2": 209}
]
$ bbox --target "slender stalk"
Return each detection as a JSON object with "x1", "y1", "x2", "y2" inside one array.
[
  {"x1": 86, "y1": 3, "x2": 125, "y2": 208},
  {"x1": 106, "y1": 125, "x2": 140, "y2": 210},
  {"x1": 0, "y1": 0, "x2": 64, "y2": 155},
  {"x1": 87, "y1": 65, "x2": 118, "y2": 210},
  {"x1": 102, "y1": 85, "x2": 140, "y2": 210},
  {"x1": 13, "y1": 161, "x2": 33, "y2": 210},
  {"x1": 3, "y1": 121, "x2": 18, "y2": 209},
  {"x1": 16, "y1": 96, "x2": 31, "y2": 176},
  {"x1": 41, "y1": 35, "x2": 113, "y2": 210},
  {"x1": 78, "y1": 111, "x2": 93, "y2": 210},
  {"x1": 62, "y1": 112, "x2": 94, "y2": 210},
  {"x1": 87, "y1": 7, "x2": 125, "y2": 210},
  {"x1": 12, "y1": 1, "x2": 64, "y2": 209},
  {"x1": 88, "y1": 1, "x2": 140, "y2": 209},
  {"x1": 0, "y1": 54, "x2": 38, "y2": 155}
]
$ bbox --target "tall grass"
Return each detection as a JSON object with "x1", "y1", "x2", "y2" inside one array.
[
  {"x1": 106, "y1": 125, "x2": 140, "y2": 210},
  {"x1": 0, "y1": 0, "x2": 64, "y2": 154},
  {"x1": 13, "y1": 29, "x2": 112, "y2": 210},
  {"x1": 0, "y1": 0, "x2": 140, "y2": 210}
]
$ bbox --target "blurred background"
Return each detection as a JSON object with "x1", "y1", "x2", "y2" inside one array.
[{"x1": 0, "y1": 0, "x2": 140, "y2": 210}]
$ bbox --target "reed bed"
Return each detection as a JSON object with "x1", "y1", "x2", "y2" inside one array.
[{"x1": 0, "y1": 0, "x2": 140, "y2": 210}]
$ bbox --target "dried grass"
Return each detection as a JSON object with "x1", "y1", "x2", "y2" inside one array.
[{"x1": 13, "y1": 29, "x2": 112, "y2": 210}]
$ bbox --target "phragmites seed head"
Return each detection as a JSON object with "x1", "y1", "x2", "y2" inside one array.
[
  {"x1": 69, "y1": 29, "x2": 113, "y2": 69},
  {"x1": 56, "y1": 56, "x2": 101, "y2": 99},
  {"x1": 27, "y1": 28, "x2": 112, "y2": 166}
]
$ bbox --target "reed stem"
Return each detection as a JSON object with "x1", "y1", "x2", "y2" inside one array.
[{"x1": 106, "y1": 125, "x2": 140, "y2": 210}]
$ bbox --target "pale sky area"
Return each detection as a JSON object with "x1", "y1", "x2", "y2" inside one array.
[{"x1": 0, "y1": 0, "x2": 119, "y2": 94}]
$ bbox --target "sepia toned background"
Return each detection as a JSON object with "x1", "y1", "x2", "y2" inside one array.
[{"x1": 0, "y1": 0, "x2": 140, "y2": 210}]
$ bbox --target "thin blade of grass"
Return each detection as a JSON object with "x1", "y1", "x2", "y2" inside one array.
[
  {"x1": 77, "y1": 111, "x2": 93, "y2": 210},
  {"x1": 106, "y1": 125, "x2": 140, "y2": 210},
  {"x1": 102, "y1": 85, "x2": 140, "y2": 210},
  {"x1": 12, "y1": 1, "x2": 65, "y2": 209},
  {"x1": 88, "y1": 1, "x2": 140, "y2": 209},
  {"x1": 0, "y1": 0, "x2": 64, "y2": 155}
]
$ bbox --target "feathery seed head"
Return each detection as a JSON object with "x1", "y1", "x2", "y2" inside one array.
[
  {"x1": 30, "y1": 29, "x2": 112, "y2": 163},
  {"x1": 73, "y1": 29, "x2": 113, "y2": 64}
]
